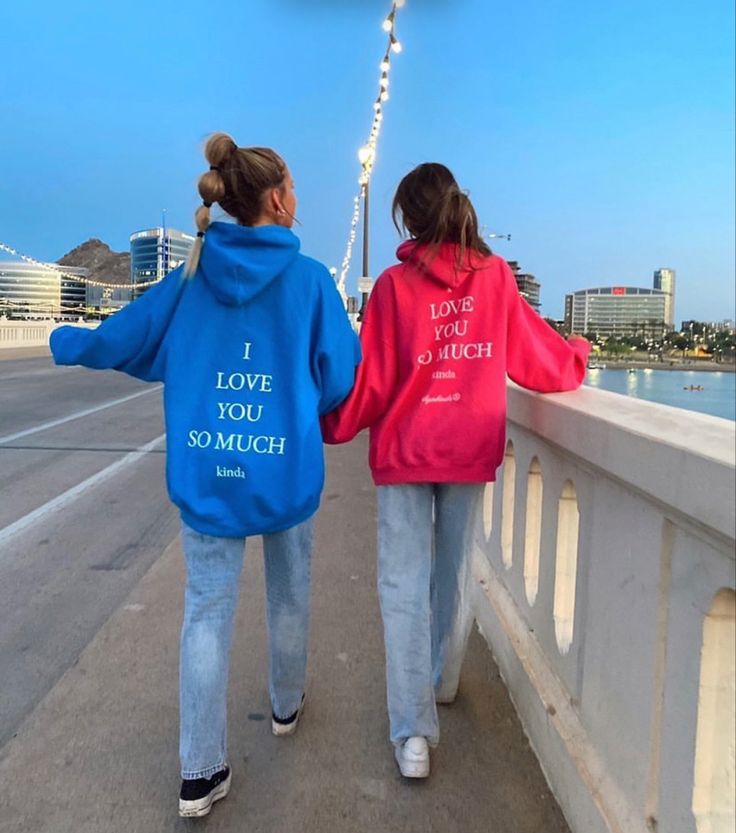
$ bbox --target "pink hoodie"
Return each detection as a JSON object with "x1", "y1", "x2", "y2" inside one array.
[{"x1": 322, "y1": 241, "x2": 590, "y2": 485}]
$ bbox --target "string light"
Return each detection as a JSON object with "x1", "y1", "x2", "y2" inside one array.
[
  {"x1": 337, "y1": 1, "x2": 405, "y2": 296},
  {"x1": 0, "y1": 296, "x2": 125, "y2": 316},
  {"x1": 0, "y1": 241, "x2": 161, "y2": 290}
]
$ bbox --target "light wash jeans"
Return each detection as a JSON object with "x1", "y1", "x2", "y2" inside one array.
[
  {"x1": 179, "y1": 517, "x2": 313, "y2": 779},
  {"x1": 377, "y1": 483, "x2": 482, "y2": 747}
]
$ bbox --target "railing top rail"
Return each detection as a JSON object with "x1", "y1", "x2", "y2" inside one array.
[{"x1": 507, "y1": 383, "x2": 735, "y2": 545}]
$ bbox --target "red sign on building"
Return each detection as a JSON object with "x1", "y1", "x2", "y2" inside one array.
[{"x1": 612, "y1": 287, "x2": 626, "y2": 296}]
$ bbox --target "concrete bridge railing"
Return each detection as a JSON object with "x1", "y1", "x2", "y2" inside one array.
[
  {"x1": 0, "y1": 320, "x2": 97, "y2": 349},
  {"x1": 469, "y1": 383, "x2": 735, "y2": 833}
]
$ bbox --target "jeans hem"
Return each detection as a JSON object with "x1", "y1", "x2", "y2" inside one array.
[
  {"x1": 391, "y1": 735, "x2": 440, "y2": 749},
  {"x1": 181, "y1": 761, "x2": 227, "y2": 780},
  {"x1": 271, "y1": 692, "x2": 305, "y2": 721}
]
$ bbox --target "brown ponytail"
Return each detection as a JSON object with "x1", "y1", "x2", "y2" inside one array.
[
  {"x1": 185, "y1": 132, "x2": 288, "y2": 277},
  {"x1": 392, "y1": 163, "x2": 492, "y2": 268}
]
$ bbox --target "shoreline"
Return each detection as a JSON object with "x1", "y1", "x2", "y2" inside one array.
[{"x1": 588, "y1": 361, "x2": 735, "y2": 373}]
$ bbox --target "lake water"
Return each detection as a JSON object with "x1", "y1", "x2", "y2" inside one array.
[{"x1": 584, "y1": 368, "x2": 735, "y2": 421}]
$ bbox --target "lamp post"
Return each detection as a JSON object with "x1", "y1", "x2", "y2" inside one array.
[{"x1": 357, "y1": 145, "x2": 375, "y2": 322}]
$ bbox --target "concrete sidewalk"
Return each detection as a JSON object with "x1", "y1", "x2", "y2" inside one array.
[{"x1": 0, "y1": 438, "x2": 570, "y2": 833}]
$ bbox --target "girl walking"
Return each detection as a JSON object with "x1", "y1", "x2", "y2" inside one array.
[
  {"x1": 322, "y1": 162, "x2": 589, "y2": 778},
  {"x1": 51, "y1": 132, "x2": 360, "y2": 816}
]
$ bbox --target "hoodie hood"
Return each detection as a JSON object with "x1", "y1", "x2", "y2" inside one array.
[
  {"x1": 198, "y1": 222, "x2": 300, "y2": 306},
  {"x1": 396, "y1": 240, "x2": 486, "y2": 289}
]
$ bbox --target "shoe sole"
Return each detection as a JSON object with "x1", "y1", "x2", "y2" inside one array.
[
  {"x1": 178, "y1": 771, "x2": 232, "y2": 818},
  {"x1": 394, "y1": 752, "x2": 430, "y2": 779},
  {"x1": 272, "y1": 701, "x2": 305, "y2": 736}
]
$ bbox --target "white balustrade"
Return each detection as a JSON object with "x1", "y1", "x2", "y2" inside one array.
[
  {"x1": 0, "y1": 320, "x2": 97, "y2": 349},
  {"x1": 469, "y1": 382, "x2": 735, "y2": 833}
]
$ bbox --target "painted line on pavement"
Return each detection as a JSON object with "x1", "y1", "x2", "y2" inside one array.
[
  {"x1": 0, "y1": 434, "x2": 166, "y2": 551},
  {"x1": 0, "y1": 387, "x2": 162, "y2": 446}
]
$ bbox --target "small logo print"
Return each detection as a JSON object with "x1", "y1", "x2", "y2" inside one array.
[
  {"x1": 421, "y1": 393, "x2": 462, "y2": 405},
  {"x1": 216, "y1": 465, "x2": 246, "y2": 479}
]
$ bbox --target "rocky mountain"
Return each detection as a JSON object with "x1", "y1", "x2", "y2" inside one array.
[{"x1": 57, "y1": 239, "x2": 130, "y2": 285}]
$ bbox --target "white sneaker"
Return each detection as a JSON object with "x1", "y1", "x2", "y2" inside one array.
[
  {"x1": 435, "y1": 687, "x2": 457, "y2": 705},
  {"x1": 394, "y1": 736, "x2": 430, "y2": 778},
  {"x1": 271, "y1": 694, "x2": 305, "y2": 736}
]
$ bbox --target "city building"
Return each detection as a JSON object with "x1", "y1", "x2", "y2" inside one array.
[
  {"x1": 86, "y1": 284, "x2": 132, "y2": 318},
  {"x1": 653, "y1": 268, "x2": 676, "y2": 328},
  {"x1": 681, "y1": 319, "x2": 736, "y2": 334},
  {"x1": 0, "y1": 261, "x2": 85, "y2": 319},
  {"x1": 129, "y1": 227, "x2": 194, "y2": 298},
  {"x1": 508, "y1": 261, "x2": 541, "y2": 311},
  {"x1": 564, "y1": 286, "x2": 668, "y2": 340}
]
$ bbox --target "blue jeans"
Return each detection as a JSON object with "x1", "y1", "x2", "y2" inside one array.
[
  {"x1": 179, "y1": 517, "x2": 313, "y2": 779},
  {"x1": 377, "y1": 483, "x2": 482, "y2": 746}
]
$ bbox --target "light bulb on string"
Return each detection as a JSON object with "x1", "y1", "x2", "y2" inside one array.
[
  {"x1": 382, "y1": 10, "x2": 395, "y2": 32},
  {"x1": 391, "y1": 35, "x2": 402, "y2": 53},
  {"x1": 358, "y1": 145, "x2": 375, "y2": 168}
]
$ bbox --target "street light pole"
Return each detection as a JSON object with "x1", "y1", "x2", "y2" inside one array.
[
  {"x1": 359, "y1": 180, "x2": 370, "y2": 321},
  {"x1": 356, "y1": 143, "x2": 375, "y2": 323}
]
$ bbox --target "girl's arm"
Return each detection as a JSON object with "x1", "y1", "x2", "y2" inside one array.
[
  {"x1": 504, "y1": 264, "x2": 590, "y2": 392},
  {"x1": 312, "y1": 269, "x2": 362, "y2": 416},
  {"x1": 50, "y1": 266, "x2": 188, "y2": 383},
  {"x1": 321, "y1": 275, "x2": 398, "y2": 443}
]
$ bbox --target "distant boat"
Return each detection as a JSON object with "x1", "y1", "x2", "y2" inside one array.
[
  {"x1": 587, "y1": 362, "x2": 606, "y2": 370},
  {"x1": 628, "y1": 368, "x2": 638, "y2": 374}
]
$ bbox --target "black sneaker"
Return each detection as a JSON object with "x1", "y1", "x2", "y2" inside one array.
[
  {"x1": 178, "y1": 766, "x2": 231, "y2": 818},
  {"x1": 271, "y1": 694, "x2": 305, "y2": 736}
]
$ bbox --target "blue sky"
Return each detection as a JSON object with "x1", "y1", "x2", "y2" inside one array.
[{"x1": 2, "y1": 0, "x2": 734, "y2": 322}]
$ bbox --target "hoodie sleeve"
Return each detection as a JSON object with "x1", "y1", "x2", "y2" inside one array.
[
  {"x1": 50, "y1": 266, "x2": 187, "y2": 383},
  {"x1": 321, "y1": 273, "x2": 398, "y2": 444},
  {"x1": 504, "y1": 263, "x2": 590, "y2": 392},
  {"x1": 312, "y1": 270, "x2": 362, "y2": 416}
]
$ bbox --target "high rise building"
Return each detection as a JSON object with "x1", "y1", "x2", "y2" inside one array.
[
  {"x1": 564, "y1": 286, "x2": 667, "y2": 340},
  {"x1": 129, "y1": 227, "x2": 195, "y2": 298},
  {"x1": 653, "y1": 268, "x2": 676, "y2": 329},
  {"x1": 507, "y1": 261, "x2": 541, "y2": 311}
]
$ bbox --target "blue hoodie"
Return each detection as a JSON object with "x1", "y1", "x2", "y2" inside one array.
[{"x1": 50, "y1": 222, "x2": 361, "y2": 536}]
